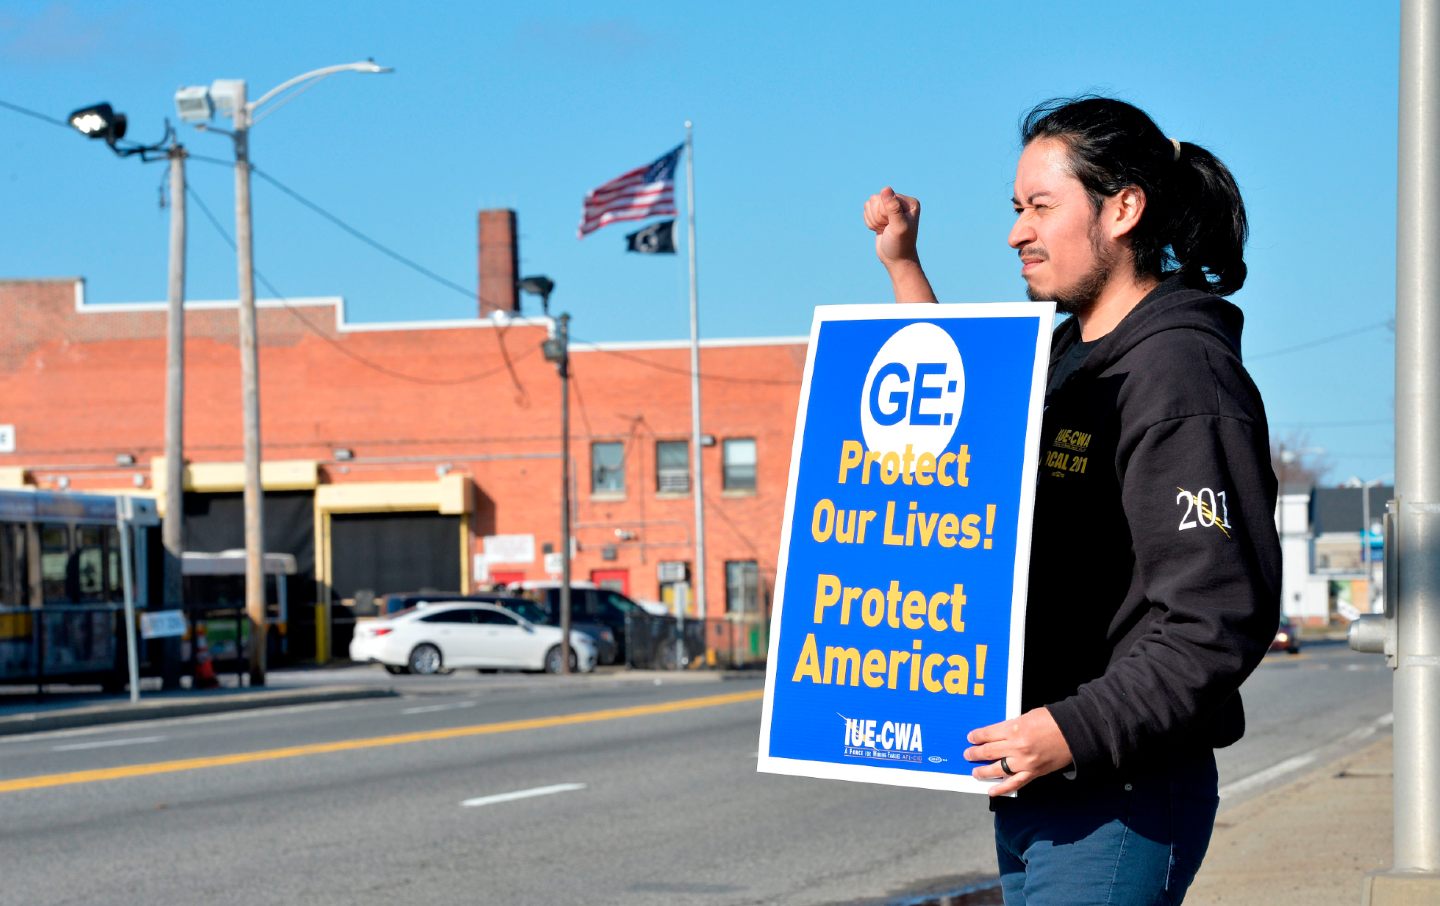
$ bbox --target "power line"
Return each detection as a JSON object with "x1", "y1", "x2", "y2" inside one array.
[
  {"x1": 574, "y1": 342, "x2": 803, "y2": 386},
  {"x1": 244, "y1": 165, "x2": 804, "y2": 388},
  {"x1": 1248, "y1": 320, "x2": 1393, "y2": 361},
  {"x1": 0, "y1": 98, "x2": 71, "y2": 130},
  {"x1": 9, "y1": 92, "x2": 805, "y2": 390},
  {"x1": 1272, "y1": 418, "x2": 1393, "y2": 428},
  {"x1": 185, "y1": 184, "x2": 535, "y2": 386},
  {"x1": 249, "y1": 164, "x2": 517, "y2": 313}
]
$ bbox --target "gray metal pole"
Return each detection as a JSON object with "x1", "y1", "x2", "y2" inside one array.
[
  {"x1": 162, "y1": 141, "x2": 187, "y2": 690},
  {"x1": 1364, "y1": 1, "x2": 1440, "y2": 899},
  {"x1": 1362, "y1": 482, "x2": 1372, "y2": 609},
  {"x1": 233, "y1": 86, "x2": 267, "y2": 687},
  {"x1": 684, "y1": 120, "x2": 705, "y2": 658},
  {"x1": 559, "y1": 313, "x2": 572, "y2": 675},
  {"x1": 117, "y1": 497, "x2": 139, "y2": 703}
]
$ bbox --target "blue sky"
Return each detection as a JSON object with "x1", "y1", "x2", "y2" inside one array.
[{"x1": 1, "y1": 1, "x2": 1398, "y2": 485}]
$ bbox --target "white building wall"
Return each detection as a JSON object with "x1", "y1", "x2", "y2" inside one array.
[{"x1": 1275, "y1": 491, "x2": 1326, "y2": 623}]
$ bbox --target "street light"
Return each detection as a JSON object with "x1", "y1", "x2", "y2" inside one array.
[
  {"x1": 1348, "y1": 476, "x2": 1391, "y2": 613},
  {"x1": 69, "y1": 101, "x2": 188, "y2": 693},
  {"x1": 177, "y1": 60, "x2": 392, "y2": 685},
  {"x1": 530, "y1": 278, "x2": 572, "y2": 674},
  {"x1": 68, "y1": 103, "x2": 127, "y2": 146},
  {"x1": 518, "y1": 275, "x2": 555, "y2": 316}
]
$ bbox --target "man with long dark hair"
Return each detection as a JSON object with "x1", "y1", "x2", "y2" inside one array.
[{"x1": 864, "y1": 97, "x2": 1281, "y2": 904}]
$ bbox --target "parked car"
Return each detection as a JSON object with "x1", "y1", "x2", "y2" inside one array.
[
  {"x1": 1270, "y1": 615, "x2": 1301, "y2": 654},
  {"x1": 513, "y1": 582, "x2": 655, "y2": 664},
  {"x1": 375, "y1": 591, "x2": 617, "y2": 664},
  {"x1": 517, "y1": 580, "x2": 671, "y2": 615},
  {"x1": 350, "y1": 601, "x2": 596, "y2": 675}
]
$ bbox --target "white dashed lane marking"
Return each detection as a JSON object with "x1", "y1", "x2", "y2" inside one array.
[
  {"x1": 402, "y1": 701, "x2": 477, "y2": 716},
  {"x1": 461, "y1": 783, "x2": 587, "y2": 809},
  {"x1": 52, "y1": 735, "x2": 166, "y2": 753}
]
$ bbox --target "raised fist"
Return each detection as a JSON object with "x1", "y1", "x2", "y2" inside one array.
[{"x1": 863, "y1": 186, "x2": 922, "y2": 269}]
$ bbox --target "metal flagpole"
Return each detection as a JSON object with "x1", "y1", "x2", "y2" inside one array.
[{"x1": 684, "y1": 120, "x2": 706, "y2": 666}]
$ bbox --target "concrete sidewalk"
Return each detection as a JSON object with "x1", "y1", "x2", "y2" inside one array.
[
  {"x1": 0, "y1": 676, "x2": 397, "y2": 736},
  {"x1": 1189, "y1": 735, "x2": 1393, "y2": 905}
]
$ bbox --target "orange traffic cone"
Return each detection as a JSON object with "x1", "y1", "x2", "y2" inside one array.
[{"x1": 194, "y1": 624, "x2": 220, "y2": 689}]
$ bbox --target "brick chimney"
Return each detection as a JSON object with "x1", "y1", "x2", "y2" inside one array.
[{"x1": 477, "y1": 209, "x2": 519, "y2": 316}]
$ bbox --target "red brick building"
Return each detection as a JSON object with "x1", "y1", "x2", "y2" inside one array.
[{"x1": 0, "y1": 211, "x2": 805, "y2": 660}]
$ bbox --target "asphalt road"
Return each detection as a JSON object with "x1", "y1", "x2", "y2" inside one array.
[{"x1": 0, "y1": 641, "x2": 1391, "y2": 906}]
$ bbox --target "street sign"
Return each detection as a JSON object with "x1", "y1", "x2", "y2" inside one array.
[
  {"x1": 543, "y1": 551, "x2": 564, "y2": 575},
  {"x1": 140, "y1": 610, "x2": 187, "y2": 640},
  {"x1": 483, "y1": 534, "x2": 535, "y2": 564},
  {"x1": 758, "y1": 303, "x2": 1052, "y2": 794}
]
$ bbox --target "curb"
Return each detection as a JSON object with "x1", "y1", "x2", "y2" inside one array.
[{"x1": 0, "y1": 686, "x2": 398, "y2": 737}]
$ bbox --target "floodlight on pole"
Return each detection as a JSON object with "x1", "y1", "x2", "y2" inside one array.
[
  {"x1": 176, "y1": 60, "x2": 391, "y2": 684},
  {"x1": 68, "y1": 99, "x2": 188, "y2": 692},
  {"x1": 519, "y1": 275, "x2": 555, "y2": 316},
  {"x1": 68, "y1": 102, "x2": 173, "y2": 161},
  {"x1": 68, "y1": 103, "x2": 127, "y2": 143},
  {"x1": 525, "y1": 277, "x2": 572, "y2": 674}
]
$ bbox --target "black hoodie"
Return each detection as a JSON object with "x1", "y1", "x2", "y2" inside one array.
[{"x1": 1021, "y1": 277, "x2": 1281, "y2": 790}]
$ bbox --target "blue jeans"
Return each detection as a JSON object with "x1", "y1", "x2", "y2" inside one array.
[{"x1": 994, "y1": 752, "x2": 1219, "y2": 905}]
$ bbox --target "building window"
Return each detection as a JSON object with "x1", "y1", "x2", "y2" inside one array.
[
  {"x1": 656, "y1": 440, "x2": 690, "y2": 494},
  {"x1": 40, "y1": 524, "x2": 69, "y2": 604},
  {"x1": 0, "y1": 524, "x2": 27, "y2": 608},
  {"x1": 74, "y1": 526, "x2": 107, "y2": 603},
  {"x1": 591, "y1": 441, "x2": 625, "y2": 494},
  {"x1": 722, "y1": 438, "x2": 757, "y2": 492},
  {"x1": 726, "y1": 560, "x2": 761, "y2": 614}
]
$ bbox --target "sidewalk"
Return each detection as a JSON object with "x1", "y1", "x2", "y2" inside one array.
[
  {"x1": 0, "y1": 672, "x2": 398, "y2": 737},
  {"x1": 1189, "y1": 735, "x2": 1393, "y2": 905}
]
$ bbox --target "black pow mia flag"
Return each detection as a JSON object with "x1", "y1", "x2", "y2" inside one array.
[{"x1": 625, "y1": 219, "x2": 676, "y2": 254}]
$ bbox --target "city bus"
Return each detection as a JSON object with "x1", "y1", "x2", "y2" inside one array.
[{"x1": 0, "y1": 489, "x2": 160, "y2": 687}]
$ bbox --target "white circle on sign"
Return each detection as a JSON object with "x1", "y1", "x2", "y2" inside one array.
[{"x1": 859, "y1": 322, "x2": 965, "y2": 463}]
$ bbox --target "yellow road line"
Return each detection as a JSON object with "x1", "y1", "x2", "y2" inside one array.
[{"x1": 0, "y1": 688, "x2": 763, "y2": 795}]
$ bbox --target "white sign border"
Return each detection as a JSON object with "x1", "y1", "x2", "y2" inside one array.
[{"x1": 757, "y1": 301, "x2": 1055, "y2": 794}]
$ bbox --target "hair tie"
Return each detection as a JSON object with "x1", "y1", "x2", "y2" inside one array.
[{"x1": 1169, "y1": 137, "x2": 1182, "y2": 162}]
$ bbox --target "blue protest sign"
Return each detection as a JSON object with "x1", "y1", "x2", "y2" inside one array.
[{"x1": 758, "y1": 303, "x2": 1053, "y2": 794}]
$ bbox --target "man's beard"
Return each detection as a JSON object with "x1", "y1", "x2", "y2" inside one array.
[{"x1": 1023, "y1": 221, "x2": 1116, "y2": 316}]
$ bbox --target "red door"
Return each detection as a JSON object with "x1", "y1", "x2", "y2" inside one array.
[
  {"x1": 489, "y1": 570, "x2": 526, "y2": 590},
  {"x1": 590, "y1": 568, "x2": 629, "y2": 595}
]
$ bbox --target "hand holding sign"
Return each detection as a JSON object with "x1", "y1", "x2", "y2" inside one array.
[{"x1": 964, "y1": 706, "x2": 1073, "y2": 796}]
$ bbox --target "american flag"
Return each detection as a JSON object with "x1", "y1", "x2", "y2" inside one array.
[{"x1": 577, "y1": 144, "x2": 683, "y2": 238}]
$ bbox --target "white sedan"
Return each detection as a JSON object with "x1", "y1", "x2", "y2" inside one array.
[{"x1": 350, "y1": 602, "x2": 597, "y2": 675}]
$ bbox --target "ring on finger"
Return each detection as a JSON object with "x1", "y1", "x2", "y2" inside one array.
[{"x1": 1000, "y1": 756, "x2": 1016, "y2": 776}]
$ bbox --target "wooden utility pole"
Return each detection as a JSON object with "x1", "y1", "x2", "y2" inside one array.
[
  {"x1": 162, "y1": 141, "x2": 187, "y2": 689},
  {"x1": 232, "y1": 85, "x2": 267, "y2": 687}
]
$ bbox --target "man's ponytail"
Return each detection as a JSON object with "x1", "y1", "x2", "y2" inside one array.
[{"x1": 1167, "y1": 141, "x2": 1248, "y2": 295}]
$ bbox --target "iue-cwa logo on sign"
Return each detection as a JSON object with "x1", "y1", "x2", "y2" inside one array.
[{"x1": 758, "y1": 302, "x2": 1052, "y2": 795}]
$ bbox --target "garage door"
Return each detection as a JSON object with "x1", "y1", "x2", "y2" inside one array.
[{"x1": 330, "y1": 512, "x2": 460, "y2": 601}]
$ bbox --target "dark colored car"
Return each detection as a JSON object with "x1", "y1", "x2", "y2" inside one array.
[
  {"x1": 515, "y1": 585, "x2": 649, "y2": 665},
  {"x1": 1270, "y1": 614, "x2": 1301, "y2": 654},
  {"x1": 375, "y1": 592, "x2": 618, "y2": 665},
  {"x1": 515, "y1": 585, "x2": 703, "y2": 669}
]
